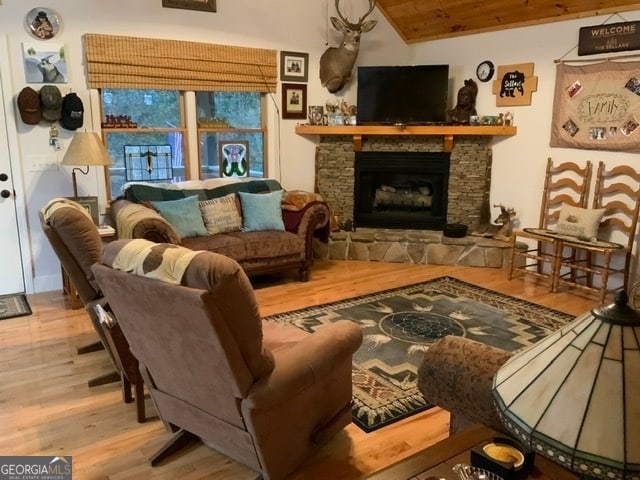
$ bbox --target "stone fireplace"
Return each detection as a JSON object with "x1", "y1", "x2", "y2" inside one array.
[
  {"x1": 315, "y1": 135, "x2": 492, "y2": 229},
  {"x1": 311, "y1": 134, "x2": 512, "y2": 268}
]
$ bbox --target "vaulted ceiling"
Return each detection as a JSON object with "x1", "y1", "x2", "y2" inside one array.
[{"x1": 374, "y1": 1, "x2": 640, "y2": 43}]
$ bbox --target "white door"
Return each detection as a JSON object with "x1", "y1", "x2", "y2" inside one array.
[{"x1": 0, "y1": 38, "x2": 26, "y2": 295}]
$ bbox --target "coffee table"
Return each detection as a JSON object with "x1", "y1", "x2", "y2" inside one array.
[{"x1": 365, "y1": 424, "x2": 578, "y2": 480}]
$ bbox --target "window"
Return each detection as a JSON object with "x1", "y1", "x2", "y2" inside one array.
[
  {"x1": 196, "y1": 92, "x2": 265, "y2": 179},
  {"x1": 101, "y1": 89, "x2": 265, "y2": 199}
]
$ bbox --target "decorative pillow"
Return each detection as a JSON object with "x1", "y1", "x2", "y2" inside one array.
[
  {"x1": 151, "y1": 195, "x2": 208, "y2": 239},
  {"x1": 238, "y1": 190, "x2": 285, "y2": 232},
  {"x1": 199, "y1": 193, "x2": 242, "y2": 235},
  {"x1": 555, "y1": 204, "x2": 606, "y2": 241}
]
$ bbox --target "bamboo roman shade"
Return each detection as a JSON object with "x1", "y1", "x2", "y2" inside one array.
[{"x1": 84, "y1": 33, "x2": 277, "y2": 93}]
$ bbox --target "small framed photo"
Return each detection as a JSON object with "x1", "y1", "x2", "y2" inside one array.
[
  {"x1": 282, "y1": 83, "x2": 307, "y2": 119},
  {"x1": 280, "y1": 51, "x2": 309, "y2": 82},
  {"x1": 218, "y1": 140, "x2": 249, "y2": 178},
  {"x1": 67, "y1": 196, "x2": 99, "y2": 225},
  {"x1": 162, "y1": 0, "x2": 216, "y2": 12}
]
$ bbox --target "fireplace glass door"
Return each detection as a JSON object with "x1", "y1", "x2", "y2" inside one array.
[{"x1": 354, "y1": 151, "x2": 450, "y2": 230}]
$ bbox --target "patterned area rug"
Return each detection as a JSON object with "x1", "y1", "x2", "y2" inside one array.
[
  {"x1": 0, "y1": 293, "x2": 32, "y2": 321},
  {"x1": 265, "y1": 276, "x2": 573, "y2": 432}
]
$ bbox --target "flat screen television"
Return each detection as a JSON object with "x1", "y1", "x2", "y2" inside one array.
[{"x1": 356, "y1": 65, "x2": 449, "y2": 125}]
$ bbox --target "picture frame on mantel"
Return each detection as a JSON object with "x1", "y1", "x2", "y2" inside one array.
[
  {"x1": 162, "y1": 0, "x2": 216, "y2": 12},
  {"x1": 282, "y1": 83, "x2": 307, "y2": 119}
]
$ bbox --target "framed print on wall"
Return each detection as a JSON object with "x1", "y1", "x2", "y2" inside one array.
[
  {"x1": 23, "y1": 42, "x2": 68, "y2": 83},
  {"x1": 280, "y1": 51, "x2": 309, "y2": 82},
  {"x1": 281, "y1": 83, "x2": 307, "y2": 119},
  {"x1": 161, "y1": 0, "x2": 216, "y2": 12}
]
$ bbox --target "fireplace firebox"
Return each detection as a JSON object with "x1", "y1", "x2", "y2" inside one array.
[{"x1": 354, "y1": 151, "x2": 450, "y2": 230}]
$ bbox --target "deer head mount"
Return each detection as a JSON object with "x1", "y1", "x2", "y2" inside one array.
[{"x1": 319, "y1": 0, "x2": 377, "y2": 94}]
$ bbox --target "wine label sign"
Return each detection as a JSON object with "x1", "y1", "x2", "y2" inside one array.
[{"x1": 578, "y1": 21, "x2": 640, "y2": 56}]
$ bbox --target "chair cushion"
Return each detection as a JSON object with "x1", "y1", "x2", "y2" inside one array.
[{"x1": 555, "y1": 204, "x2": 606, "y2": 241}]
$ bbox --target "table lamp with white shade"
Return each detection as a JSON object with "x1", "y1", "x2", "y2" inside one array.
[{"x1": 61, "y1": 131, "x2": 113, "y2": 198}]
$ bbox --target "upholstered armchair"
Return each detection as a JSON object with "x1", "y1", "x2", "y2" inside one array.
[
  {"x1": 40, "y1": 198, "x2": 144, "y2": 421},
  {"x1": 92, "y1": 239, "x2": 363, "y2": 480},
  {"x1": 417, "y1": 336, "x2": 512, "y2": 435}
]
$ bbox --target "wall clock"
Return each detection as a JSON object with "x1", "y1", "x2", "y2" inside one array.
[{"x1": 476, "y1": 60, "x2": 495, "y2": 83}]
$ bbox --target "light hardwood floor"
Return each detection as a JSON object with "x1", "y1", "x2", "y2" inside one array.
[{"x1": 0, "y1": 260, "x2": 598, "y2": 479}]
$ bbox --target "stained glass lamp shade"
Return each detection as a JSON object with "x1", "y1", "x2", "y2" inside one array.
[{"x1": 493, "y1": 291, "x2": 640, "y2": 480}]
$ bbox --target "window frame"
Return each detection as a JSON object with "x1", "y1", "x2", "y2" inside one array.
[{"x1": 99, "y1": 90, "x2": 268, "y2": 201}]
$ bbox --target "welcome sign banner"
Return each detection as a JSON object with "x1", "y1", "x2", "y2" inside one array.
[
  {"x1": 550, "y1": 61, "x2": 640, "y2": 152},
  {"x1": 578, "y1": 21, "x2": 640, "y2": 56}
]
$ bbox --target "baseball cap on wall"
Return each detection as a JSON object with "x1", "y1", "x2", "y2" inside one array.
[
  {"x1": 40, "y1": 85, "x2": 62, "y2": 122},
  {"x1": 17, "y1": 86, "x2": 42, "y2": 125},
  {"x1": 60, "y1": 92, "x2": 84, "y2": 130}
]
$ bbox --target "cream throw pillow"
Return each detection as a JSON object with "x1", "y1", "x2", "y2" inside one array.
[
  {"x1": 199, "y1": 193, "x2": 242, "y2": 235},
  {"x1": 555, "y1": 204, "x2": 606, "y2": 241}
]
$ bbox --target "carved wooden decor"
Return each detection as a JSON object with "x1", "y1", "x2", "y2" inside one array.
[{"x1": 492, "y1": 62, "x2": 538, "y2": 107}]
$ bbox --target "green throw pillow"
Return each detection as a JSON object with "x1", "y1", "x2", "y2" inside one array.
[
  {"x1": 151, "y1": 195, "x2": 208, "y2": 239},
  {"x1": 238, "y1": 190, "x2": 285, "y2": 231}
]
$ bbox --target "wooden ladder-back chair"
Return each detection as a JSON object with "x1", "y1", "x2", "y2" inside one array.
[
  {"x1": 555, "y1": 161, "x2": 640, "y2": 303},
  {"x1": 508, "y1": 157, "x2": 592, "y2": 289}
]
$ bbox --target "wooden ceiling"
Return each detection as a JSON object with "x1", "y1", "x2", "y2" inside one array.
[{"x1": 374, "y1": 0, "x2": 640, "y2": 43}]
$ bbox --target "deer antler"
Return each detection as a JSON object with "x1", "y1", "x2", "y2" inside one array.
[
  {"x1": 335, "y1": 0, "x2": 376, "y2": 28},
  {"x1": 359, "y1": 0, "x2": 376, "y2": 23}
]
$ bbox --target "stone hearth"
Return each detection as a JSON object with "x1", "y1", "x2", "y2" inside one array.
[{"x1": 313, "y1": 228, "x2": 511, "y2": 267}]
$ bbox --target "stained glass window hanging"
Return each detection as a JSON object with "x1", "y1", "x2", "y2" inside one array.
[{"x1": 124, "y1": 144, "x2": 173, "y2": 182}]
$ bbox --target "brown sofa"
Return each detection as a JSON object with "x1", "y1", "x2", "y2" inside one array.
[
  {"x1": 92, "y1": 239, "x2": 363, "y2": 479},
  {"x1": 110, "y1": 178, "x2": 330, "y2": 281}
]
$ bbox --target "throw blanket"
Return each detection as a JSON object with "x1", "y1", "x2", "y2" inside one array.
[
  {"x1": 41, "y1": 197, "x2": 93, "y2": 222},
  {"x1": 282, "y1": 190, "x2": 337, "y2": 236},
  {"x1": 110, "y1": 239, "x2": 203, "y2": 285},
  {"x1": 115, "y1": 202, "x2": 179, "y2": 241}
]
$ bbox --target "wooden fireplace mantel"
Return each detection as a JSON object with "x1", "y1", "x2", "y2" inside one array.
[{"x1": 294, "y1": 124, "x2": 517, "y2": 152}]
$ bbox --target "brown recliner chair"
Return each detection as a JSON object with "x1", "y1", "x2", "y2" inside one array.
[
  {"x1": 40, "y1": 198, "x2": 145, "y2": 421},
  {"x1": 92, "y1": 239, "x2": 363, "y2": 480}
]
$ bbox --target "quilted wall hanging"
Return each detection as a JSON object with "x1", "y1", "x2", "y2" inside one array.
[{"x1": 550, "y1": 61, "x2": 640, "y2": 151}]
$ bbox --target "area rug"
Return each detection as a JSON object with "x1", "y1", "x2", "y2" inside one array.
[
  {"x1": 265, "y1": 276, "x2": 574, "y2": 432},
  {"x1": 0, "y1": 293, "x2": 32, "y2": 321}
]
